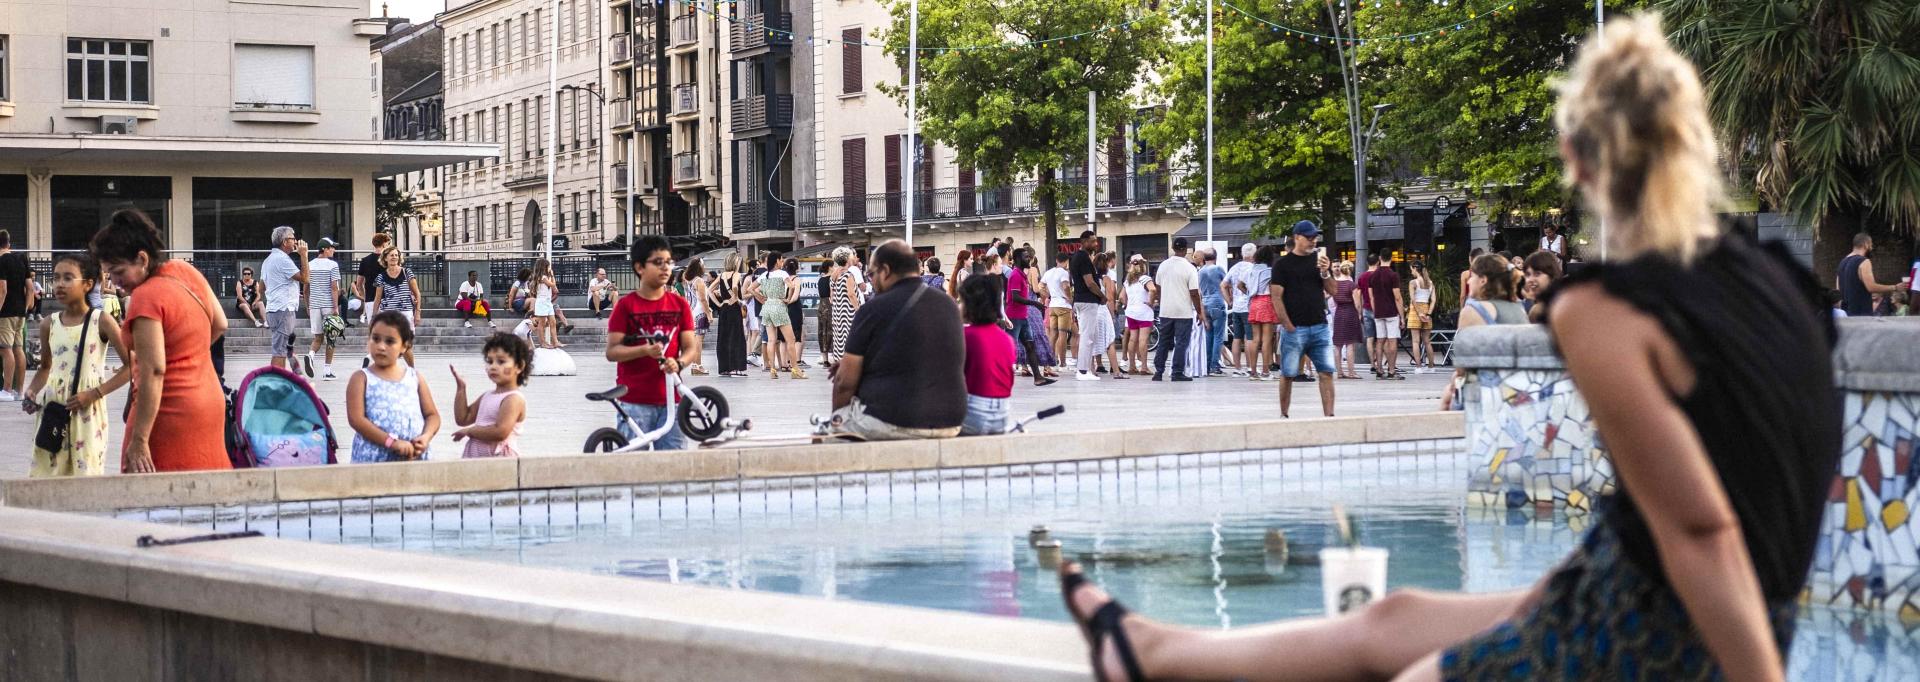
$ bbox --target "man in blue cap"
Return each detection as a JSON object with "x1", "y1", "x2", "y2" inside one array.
[{"x1": 1265, "y1": 220, "x2": 1340, "y2": 417}]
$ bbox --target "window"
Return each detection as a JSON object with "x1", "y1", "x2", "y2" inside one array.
[
  {"x1": 841, "y1": 28, "x2": 861, "y2": 94},
  {"x1": 66, "y1": 38, "x2": 151, "y2": 103},
  {"x1": 233, "y1": 44, "x2": 315, "y2": 110},
  {"x1": 3, "y1": 36, "x2": 13, "y2": 100}
]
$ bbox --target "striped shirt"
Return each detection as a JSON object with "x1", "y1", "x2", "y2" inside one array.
[
  {"x1": 375, "y1": 268, "x2": 417, "y2": 312},
  {"x1": 307, "y1": 257, "x2": 341, "y2": 311}
]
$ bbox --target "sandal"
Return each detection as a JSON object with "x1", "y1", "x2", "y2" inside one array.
[
  {"x1": 791, "y1": 368, "x2": 807, "y2": 380},
  {"x1": 1060, "y1": 564, "x2": 1147, "y2": 682},
  {"x1": 1034, "y1": 376, "x2": 1058, "y2": 387}
]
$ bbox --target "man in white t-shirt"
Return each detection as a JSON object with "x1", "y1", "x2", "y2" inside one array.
[
  {"x1": 588, "y1": 268, "x2": 616, "y2": 319},
  {"x1": 1222, "y1": 243, "x2": 1255, "y2": 375},
  {"x1": 261, "y1": 225, "x2": 309, "y2": 372},
  {"x1": 303, "y1": 238, "x2": 343, "y2": 379},
  {"x1": 1148, "y1": 238, "x2": 1205, "y2": 381},
  {"x1": 1040, "y1": 252, "x2": 1076, "y2": 368}
]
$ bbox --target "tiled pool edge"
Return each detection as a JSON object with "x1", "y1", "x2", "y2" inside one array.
[
  {"x1": 0, "y1": 412, "x2": 1465, "y2": 514},
  {"x1": 1455, "y1": 319, "x2": 1920, "y2": 617},
  {"x1": 0, "y1": 505, "x2": 1086, "y2": 681}
]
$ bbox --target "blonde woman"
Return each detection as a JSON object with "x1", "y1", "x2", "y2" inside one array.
[
  {"x1": 529, "y1": 258, "x2": 561, "y2": 349},
  {"x1": 1120, "y1": 258, "x2": 1155, "y2": 375},
  {"x1": 709, "y1": 252, "x2": 749, "y2": 377},
  {"x1": 1406, "y1": 262, "x2": 1436, "y2": 372},
  {"x1": 1057, "y1": 15, "x2": 1833, "y2": 681}
]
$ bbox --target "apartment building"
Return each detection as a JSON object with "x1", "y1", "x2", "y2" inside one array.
[
  {"x1": 0, "y1": 0, "x2": 491, "y2": 255},
  {"x1": 790, "y1": 1, "x2": 1194, "y2": 263},
  {"x1": 441, "y1": 0, "x2": 606, "y2": 254},
  {"x1": 372, "y1": 18, "x2": 448, "y2": 253},
  {"x1": 606, "y1": 0, "x2": 731, "y2": 255}
]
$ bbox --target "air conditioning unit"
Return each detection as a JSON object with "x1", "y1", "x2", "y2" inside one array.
[{"x1": 98, "y1": 116, "x2": 138, "y2": 135}]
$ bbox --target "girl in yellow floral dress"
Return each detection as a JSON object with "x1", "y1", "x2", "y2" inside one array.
[{"x1": 24, "y1": 254, "x2": 132, "y2": 477}]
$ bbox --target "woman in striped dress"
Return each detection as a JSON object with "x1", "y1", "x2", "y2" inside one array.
[
  {"x1": 369, "y1": 247, "x2": 421, "y2": 366},
  {"x1": 825, "y1": 246, "x2": 862, "y2": 368}
]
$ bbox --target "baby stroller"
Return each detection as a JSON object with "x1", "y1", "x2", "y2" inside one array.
[{"x1": 229, "y1": 366, "x2": 338, "y2": 468}]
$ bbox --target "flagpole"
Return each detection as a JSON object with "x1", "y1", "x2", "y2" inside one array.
[
  {"x1": 544, "y1": 0, "x2": 558, "y2": 261},
  {"x1": 905, "y1": 0, "x2": 919, "y2": 247}
]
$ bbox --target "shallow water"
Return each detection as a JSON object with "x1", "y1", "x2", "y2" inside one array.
[{"x1": 122, "y1": 440, "x2": 1918, "y2": 679}]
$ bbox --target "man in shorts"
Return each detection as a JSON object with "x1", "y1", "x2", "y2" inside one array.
[
  {"x1": 1222, "y1": 243, "x2": 1255, "y2": 375},
  {"x1": 1040, "y1": 252, "x2": 1077, "y2": 370},
  {"x1": 261, "y1": 226, "x2": 310, "y2": 371},
  {"x1": 0, "y1": 229, "x2": 27, "y2": 401},
  {"x1": 305, "y1": 238, "x2": 343, "y2": 379},
  {"x1": 1364, "y1": 253, "x2": 1405, "y2": 379},
  {"x1": 1269, "y1": 221, "x2": 1340, "y2": 418}
]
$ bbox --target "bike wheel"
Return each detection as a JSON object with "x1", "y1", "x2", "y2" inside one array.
[
  {"x1": 677, "y1": 386, "x2": 730, "y2": 442},
  {"x1": 583, "y1": 428, "x2": 628, "y2": 453}
]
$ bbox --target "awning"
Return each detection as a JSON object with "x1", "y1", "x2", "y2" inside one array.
[
  {"x1": 0, "y1": 133, "x2": 498, "y2": 176},
  {"x1": 1172, "y1": 215, "x2": 1269, "y2": 244}
]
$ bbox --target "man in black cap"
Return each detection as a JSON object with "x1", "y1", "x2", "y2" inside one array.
[
  {"x1": 1268, "y1": 220, "x2": 1340, "y2": 417},
  {"x1": 1067, "y1": 230, "x2": 1107, "y2": 380}
]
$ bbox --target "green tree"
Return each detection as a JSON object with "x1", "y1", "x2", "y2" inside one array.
[
  {"x1": 879, "y1": 0, "x2": 1168, "y2": 239},
  {"x1": 375, "y1": 189, "x2": 415, "y2": 235},
  {"x1": 1662, "y1": 0, "x2": 1920, "y2": 279},
  {"x1": 1144, "y1": 0, "x2": 1371, "y2": 235}
]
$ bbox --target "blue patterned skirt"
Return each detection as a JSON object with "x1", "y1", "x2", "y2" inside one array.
[{"x1": 1441, "y1": 520, "x2": 1798, "y2": 681}]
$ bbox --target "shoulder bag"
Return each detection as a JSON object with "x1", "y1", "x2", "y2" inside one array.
[{"x1": 35, "y1": 309, "x2": 93, "y2": 452}]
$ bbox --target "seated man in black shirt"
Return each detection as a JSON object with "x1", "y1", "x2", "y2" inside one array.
[{"x1": 830, "y1": 239, "x2": 967, "y2": 439}]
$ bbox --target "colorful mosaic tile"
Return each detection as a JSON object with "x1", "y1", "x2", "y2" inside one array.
[{"x1": 1464, "y1": 369, "x2": 1611, "y2": 511}]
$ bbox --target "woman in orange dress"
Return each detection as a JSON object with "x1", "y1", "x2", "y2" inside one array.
[{"x1": 90, "y1": 209, "x2": 231, "y2": 473}]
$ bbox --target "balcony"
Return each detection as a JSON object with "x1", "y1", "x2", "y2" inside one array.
[
  {"x1": 673, "y1": 151, "x2": 701, "y2": 187},
  {"x1": 670, "y1": 83, "x2": 699, "y2": 119},
  {"x1": 610, "y1": 98, "x2": 632, "y2": 130},
  {"x1": 728, "y1": 94, "x2": 792, "y2": 136},
  {"x1": 730, "y1": 12, "x2": 793, "y2": 54},
  {"x1": 731, "y1": 201, "x2": 795, "y2": 234},
  {"x1": 796, "y1": 171, "x2": 1176, "y2": 231},
  {"x1": 672, "y1": 14, "x2": 698, "y2": 49},
  {"x1": 610, "y1": 33, "x2": 631, "y2": 64}
]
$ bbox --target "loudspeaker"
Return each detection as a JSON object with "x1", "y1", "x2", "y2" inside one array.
[{"x1": 1403, "y1": 208, "x2": 1434, "y2": 254}]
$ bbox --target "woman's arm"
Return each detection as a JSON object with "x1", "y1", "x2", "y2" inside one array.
[
  {"x1": 1552, "y1": 286, "x2": 1785, "y2": 682},
  {"x1": 455, "y1": 393, "x2": 523, "y2": 442},
  {"x1": 123, "y1": 318, "x2": 167, "y2": 473},
  {"x1": 409, "y1": 276, "x2": 423, "y2": 326}
]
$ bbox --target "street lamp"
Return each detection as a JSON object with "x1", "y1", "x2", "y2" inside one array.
[
  {"x1": 560, "y1": 83, "x2": 625, "y2": 249},
  {"x1": 1352, "y1": 102, "x2": 1392, "y2": 268}
]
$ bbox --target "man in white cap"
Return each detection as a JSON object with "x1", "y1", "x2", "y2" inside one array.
[
  {"x1": 305, "y1": 237, "x2": 343, "y2": 379},
  {"x1": 261, "y1": 225, "x2": 309, "y2": 371}
]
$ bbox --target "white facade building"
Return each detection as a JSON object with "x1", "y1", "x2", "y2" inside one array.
[{"x1": 0, "y1": 0, "x2": 492, "y2": 260}]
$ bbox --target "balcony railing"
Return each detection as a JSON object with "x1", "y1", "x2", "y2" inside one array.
[
  {"x1": 672, "y1": 14, "x2": 698, "y2": 47},
  {"x1": 610, "y1": 98, "x2": 632, "y2": 128},
  {"x1": 671, "y1": 83, "x2": 698, "y2": 116},
  {"x1": 730, "y1": 12, "x2": 794, "y2": 53},
  {"x1": 797, "y1": 172, "x2": 1176, "y2": 231},
  {"x1": 731, "y1": 201, "x2": 796, "y2": 233},
  {"x1": 673, "y1": 151, "x2": 701, "y2": 186},
  {"x1": 610, "y1": 33, "x2": 631, "y2": 63},
  {"x1": 728, "y1": 94, "x2": 793, "y2": 134}
]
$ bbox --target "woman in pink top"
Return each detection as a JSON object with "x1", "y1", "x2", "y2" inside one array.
[
  {"x1": 451, "y1": 334, "x2": 531, "y2": 458},
  {"x1": 960, "y1": 276, "x2": 1016, "y2": 436}
]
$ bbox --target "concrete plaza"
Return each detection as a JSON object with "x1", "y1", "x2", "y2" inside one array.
[{"x1": 0, "y1": 350, "x2": 1450, "y2": 478}]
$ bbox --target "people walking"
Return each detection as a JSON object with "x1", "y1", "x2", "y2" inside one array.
[
  {"x1": 1150, "y1": 238, "x2": 1204, "y2": 382},
  {"x1": 352, "y1": 233, "x2": 391, "y2": 326},
  {"x1": 369, "y1": 247, "x2": 422, "y2": 366},
  {"x1": 1332, "y1": 261, "x2": 1363, "y2": 379},
  {"x1": 1269, "y1": 221, "x2": 1339, "y2": 418},
  {"x1": 1362, "y1": 254, "x2": 1405, "y2": 379},
  {"x1": 1005, "y1": 248, "x2": 1057, "y2": 387},
  {"x1": 304, "y1": 238, "x2": 343, "y2": 380},
  {"x1": 1197, "y1": 248, "x2": 1228, "y2": 377},
  {"x1": 710, "y1": 253, "x2": 749, "y2": 377},
  {"x1": 261, "y1": 226, "x2": 310, "y2": 372}
]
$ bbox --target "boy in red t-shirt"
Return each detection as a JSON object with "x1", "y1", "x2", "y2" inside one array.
[{"x1": 603, "y1": 234, "x2": 701, "y2": 448}]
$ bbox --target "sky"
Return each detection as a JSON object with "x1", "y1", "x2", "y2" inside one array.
[{"x1": 373, "y1": 0, "x2": 452, "y2": 22}]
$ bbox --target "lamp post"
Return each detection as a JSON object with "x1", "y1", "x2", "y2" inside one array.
[
  {"x1": 561, "y1": 83, "x2": 619, "y2": 248},
  {"x1": 1352, "y1": 103, "x2": 1391, "y2": 267}
]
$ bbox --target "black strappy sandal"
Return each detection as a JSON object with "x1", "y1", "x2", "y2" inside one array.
[{"x1": 1059, "y1": 564, "x2": 1148, "y2": 682}]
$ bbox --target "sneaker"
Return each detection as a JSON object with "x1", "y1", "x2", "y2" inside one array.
[
  {"x1": 1296, "y1": 373, "x2": 1316, "y2": 383},
  {"x1": 0, "y1": 390, "x2": 17, "y2": 402},
  {"x1": 1208, "y1": 370, "x2": 1226, "y2": 377},
  {"x1": 464, "y1": 321, "x2": 473, "y2": 328},
  {"x1": 488, "y1": 321, "x2": 498, "y2": 328},
  {"x1": 1151, "y1": 373, "x2": 1164, "y2": 382},
  {"x1": 324, "y1": 370, "x2": 337, "y2": 380},
  {"x1": 1075, "y1": 371, "x2": 1101, "y2": 381},
  {"x1": 302, "y1": 353, "x2": 315, "y2": 378},
  {"x1": 1171, "y1": 375, "x2": 1193, "y2": 382},
  {"x1": 796, "y1": 360, "x2": 813, "y2": 369}
]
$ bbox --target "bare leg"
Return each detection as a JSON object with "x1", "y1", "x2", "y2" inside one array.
[
  {"x1": 1279, "y1": 376, "x2": 1293, "y2": 417},
  {"x1": 1319, "y1": 370, "x2": 1336, "y2": 416},
  {"x1": 1064, "y1": 562, "x2": 1524, "y2": 682}
]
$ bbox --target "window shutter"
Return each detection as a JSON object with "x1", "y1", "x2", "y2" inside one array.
[
  {"x1": 842, "y1": 137, "x2": 866, "y2": 223},
  {"x1": 842, "y1": 28, "x2": 861, "y2": 94},
  {"x1": 233, "y1": 44, "x2": 314, "y2": 107},
  {"x1": 958, "y1": 167, "x2": 975, "y2": 216},
  {"x1": 883, "y1": 134, "x2": 901, "y2": 220},
  {"x1": 1107, "y1": 133, "x2": 1126, "y2": 204}
]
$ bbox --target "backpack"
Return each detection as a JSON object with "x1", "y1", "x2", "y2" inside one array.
[{"x1": 229, "y1": 366, "x2": 338, "y2": 468}]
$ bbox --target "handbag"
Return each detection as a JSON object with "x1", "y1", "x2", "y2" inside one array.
[{"x1": 35, "y1": 309, "x2": 93, "y2": 453}]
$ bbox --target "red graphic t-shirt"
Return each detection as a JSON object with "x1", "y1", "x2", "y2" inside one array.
[{"x1": 608, "y1": 289, "x2": 694, "y2": 405}]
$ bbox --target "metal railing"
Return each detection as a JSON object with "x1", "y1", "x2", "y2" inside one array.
[
  {"x1": 671, "y1": 14, "x2": 698, "y2": 47},
  {"x1": 673, "y1": 151, "x2": 701, "y2": 185},
  {"x1": 731, "y1": 200, "x2": 795, "y2": 233},
  {"x1": 730, "y1": 12, "x2": 793, "y2": 52},
  {"x1": 671, "y1": 83, "x2": 698, "y2": 116},
  {"x1": 728, "y1": 94, "x2": 793, "y2": 133},
  {"x1": 796, "y1": 171, "x2": 1176, "y2": 231},
  {"x1": 610, "y1": 33, "x2": 631, "y2": 63}
]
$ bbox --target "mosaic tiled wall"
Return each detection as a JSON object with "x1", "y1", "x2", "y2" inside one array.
[
  {"x1": 1462, "y1": 368, "x2": 1613, "y2": 511},
  {"x1": 1811, "y1": 391, "x2": 1920, "y2": 621}
]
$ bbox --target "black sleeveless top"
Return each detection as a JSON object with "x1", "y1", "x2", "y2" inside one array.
[{"x1": 1541, "y1": 233, "x2": 1841, "y2": 602}]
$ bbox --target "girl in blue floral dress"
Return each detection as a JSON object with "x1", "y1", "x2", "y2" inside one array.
[{"x1": 346, "y1": 311, "x2": 440, "y2": 462}]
